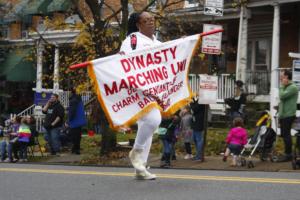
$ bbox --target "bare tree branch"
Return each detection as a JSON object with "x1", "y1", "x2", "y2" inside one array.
[
  {"x1": 162, "y1": 0, "x2": 185, "y2": 10},
  {"x1": 103, "y1": 2, "x2": 122, "y2": 25}
]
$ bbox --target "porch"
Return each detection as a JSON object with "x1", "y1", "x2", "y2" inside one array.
[{"x1": 188, "y1": 70, "x2": 271, "y2": 102}]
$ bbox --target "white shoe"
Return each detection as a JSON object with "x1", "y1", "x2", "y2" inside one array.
[
  {"x1": 184, "y1": 154, "x2": 193, "y2": 159},
  {"x1": 129, "y1": 149, "x2": 146, "y2": 172},
  {"x1": 3, "y1": 158, "x2": 11, "y2": 163},
  {"x1": 135, "y1": 170, "x2": 157, "y2": 180}
]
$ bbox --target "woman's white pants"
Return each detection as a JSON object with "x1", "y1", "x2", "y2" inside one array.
[{"x1": 133, "y1": 108, "x2": 161, "y2": 163}]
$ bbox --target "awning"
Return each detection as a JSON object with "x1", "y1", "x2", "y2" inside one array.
[
  {"x1": 0, "y1": 47, "x2": 36, "y2": 82},
  {"x1": 47, "y1": 0, "x2": 72, "y2": 13},
  {"x1": 21, "y1": 0, "x2": 52, "y2": 15}
]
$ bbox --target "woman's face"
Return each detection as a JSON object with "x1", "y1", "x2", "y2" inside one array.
[{"x1": 137, "y1": 12, "x2": 155, "y2": 35}]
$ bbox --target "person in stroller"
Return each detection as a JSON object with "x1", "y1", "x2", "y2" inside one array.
[{"x1": 223, "y1": 117, "x2": 248, "y2": 166}]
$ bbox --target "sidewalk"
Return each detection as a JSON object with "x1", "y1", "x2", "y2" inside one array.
[{"x1": 43, "y1": 152, "x2": 297, "y2": 172}]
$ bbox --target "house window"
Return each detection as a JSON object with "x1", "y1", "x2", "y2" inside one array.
[
  {"x1": 184, "y1": 0, "x2": 199, "y2": 8},
  {"x1": 0, "y1": 27, "x2": 9, "y2": 39},
  {"x1": 248, "y1": 39, "x2": 271, "y2": 71}
]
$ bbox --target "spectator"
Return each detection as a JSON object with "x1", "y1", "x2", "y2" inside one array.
[
  {"x1": 15, "y1": 117, "x2": 32, "y2": 162},
  {"x1": 180, "y1": 106, "x2": 193, "y2": 159},
  {"x1": 223, "y1": 117, "x2": 248, "y2": 166},
  {"x1": 225, "y1": 80, "x2": 247, "y2": 124},
  {"x1": 0, "y1": 116, "x2": 21, "y2": 162},
  {"x1": 67, "y1": 88, "x2": 87, "y2": 155},
  {"x1": 90, "y1": 101, "x2": 101, "y2": 134},
  {"x1": 277, "y1": 70, "x2": 299, "y2": 162},
  {"x1": 26, "y1": 115, "x2": 37, "y2": 138},
  {"x1": 159, "y1": 114, "x2": 180, "y2": 168},
  {"x1": 190, "y1": 97, "x2": 206, "y2": 161},
  {"x1": 42, "y1": 93, "x2": 65, "y2": 155}
]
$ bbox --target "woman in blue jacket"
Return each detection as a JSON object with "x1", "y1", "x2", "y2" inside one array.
[{"x1": 67, "y1": 89, "x2": 87, "y2": 154}]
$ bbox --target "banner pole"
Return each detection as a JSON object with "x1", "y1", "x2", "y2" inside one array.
[{"x1": 68, "y1": 29, "x2": 223, "y2": 70}]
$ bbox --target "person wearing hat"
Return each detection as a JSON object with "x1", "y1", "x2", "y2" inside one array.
[{"x1": 225, "y1": 80, "x2": 247, "y2": 125}]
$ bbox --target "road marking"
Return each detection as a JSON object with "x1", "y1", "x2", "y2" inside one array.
[{"x1": 1, "y1": 167, "x2": 300, "y2": 184}]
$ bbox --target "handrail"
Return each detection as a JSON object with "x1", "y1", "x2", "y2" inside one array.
[{"x1": 16, "y1": 104, "x2": 35, "y2": 117}]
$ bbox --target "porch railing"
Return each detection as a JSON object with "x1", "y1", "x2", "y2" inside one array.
[
  {"x1": 58, "y1": 91, "x2": 93, "y2": 108},
  {"x1": 13, "y1": 91, "x2": 94, "y2": 133},
  {"x1": 245, "y1": 70, "x2": 270, "y2": 95},
  {"x1": 188, "y1": 74, "x2": 235, "y2": 101}
]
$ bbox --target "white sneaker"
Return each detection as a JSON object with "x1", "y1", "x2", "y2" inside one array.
[
  {"x1": 135, "y1": 169, "x2": 157, "y2": 180},
  {"x1": 184, "y1": 154, "x2": 193, "y2": 159},
  {"x1": 129, "y1": 149, "x2": 146, "y2": 172},
  {"x1": 4, "y1": 158, "x2": 11, "y2": 163}
]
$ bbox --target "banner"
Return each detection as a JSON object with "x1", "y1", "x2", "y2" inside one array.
[{"x1": 87, "y1": 34, "x2": 201, "y2": 128}]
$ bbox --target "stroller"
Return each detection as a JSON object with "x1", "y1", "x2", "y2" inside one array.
[
  {"x1": 292, "y1": 117, "x2": 300, "y2": 170},
  {"x1": 239, "y1": 111, "x2": 277, "y2": 168}
]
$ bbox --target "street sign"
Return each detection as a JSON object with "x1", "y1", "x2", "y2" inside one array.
[
  {"x1": 204, "y1": 0, "x2": 224, "y2": 16},
  {"x1": 293, "y1": 60, "x2": 300, "y2": 89},
  {"x1": 198, "y1": 75, "x2": 218, "y2": 104},
  {"x1": 201, "y1": 24, "x2": 223, "y2": 55}
]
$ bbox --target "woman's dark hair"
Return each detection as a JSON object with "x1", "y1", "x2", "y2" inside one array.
[
  {"x1": 15, "y1": 116, "x2": 22, "y2": 124},
  {"x1": 127, "y1": 12, "x2": 141, "y2": 36},
  {"x1": 233, "y1": 117, "x2": 244, "y2": 127},
  {"x1": 283, "y1": 69, "x2": 292, "y2": 80},
  {"x1": 235, "y1": 80, "x2": 244, "y2": 88},
  {"x1": 29, "y1": 115, "x2": 36, "y2": 125}
]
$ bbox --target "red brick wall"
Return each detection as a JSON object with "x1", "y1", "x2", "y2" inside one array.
[
  {"x1": 280, "y1": 7, "x2": 299, "y2": 69},
  {"x1": 9, "y1": 22, "x2": 21, "y2": 39}
]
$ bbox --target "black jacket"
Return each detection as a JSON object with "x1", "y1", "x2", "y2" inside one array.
[
  {"x1": 160, "y1": 118, "x2": 180, "y2": 142},
  {"x1": 43, "y1": 101, "x2": 65, "y2": 129},
  {"x1": 190, "y1": 101, "x2": 206, "y2": 131},
  {"x1": 225, "y1": 93, "x2": 247, "y2": 113}
]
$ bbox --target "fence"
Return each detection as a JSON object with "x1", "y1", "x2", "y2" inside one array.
[
  {"x1": 188, "y1": 74, "x2": 235, "y2": 101},
  {"x1": 245, "y1": 70, "x2": 270, "y2": 95}
]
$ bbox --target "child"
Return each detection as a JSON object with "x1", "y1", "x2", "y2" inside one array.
[
  {"x1": 180, "y1": 106, "x2": 193, "y2": 159},
  {"x1": 223, "y1": 117, "x2": 248, "y2": 166},
  {"x1": 17, "y1": 117, "x2": 32, "y2": 161},
  {"x1": 159, "y1": 114, "x2": 180, "y2": 168}
]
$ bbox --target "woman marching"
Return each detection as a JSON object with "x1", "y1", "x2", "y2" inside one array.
[{"x1": 120, "y1": 11, "x2": 162, "y2": 180}]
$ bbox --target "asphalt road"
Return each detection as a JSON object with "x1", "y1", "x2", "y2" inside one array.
[{"x1": 0, "y1": 163, "x2": 300, "y2": 200}]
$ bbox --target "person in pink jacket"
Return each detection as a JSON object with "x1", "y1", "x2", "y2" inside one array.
[{"x1": 223, "y1": 117, "x2": 248, "y2": 166}]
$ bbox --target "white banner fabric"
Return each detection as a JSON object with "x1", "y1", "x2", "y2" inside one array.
[{"x1": 88, "y1": 34, "x2": 201, "y2": 128}]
